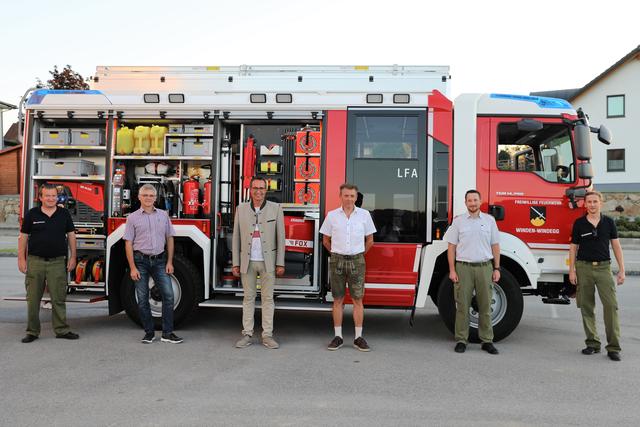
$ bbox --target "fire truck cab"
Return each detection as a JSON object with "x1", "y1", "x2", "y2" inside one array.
[{"x1": 16, "y1": 65, "x2": 611, "y2": 341}]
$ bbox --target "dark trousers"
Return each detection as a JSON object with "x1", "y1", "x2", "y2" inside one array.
[{"x1": 133, "y1": 253, "x2": 174, "y2": 334}]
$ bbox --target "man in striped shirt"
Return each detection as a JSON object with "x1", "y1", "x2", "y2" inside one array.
[{"x1": 124, "y1": 184, "x2": 183, "y2": 344}]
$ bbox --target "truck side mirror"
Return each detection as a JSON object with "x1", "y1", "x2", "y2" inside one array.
[
  {"x1": 578, "y1": 162, "x2": 593, "y2": 179},
  {"x1": 574, "y1": 124, "x2": 592, "y2": 160},
  {"x1": 598, "y1": 125, "x2": 612, "y2": 145}
]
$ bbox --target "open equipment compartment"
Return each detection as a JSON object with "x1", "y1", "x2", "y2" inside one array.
[{"x1": 212, "y1": 121, "x2": 323, "y2": 294}]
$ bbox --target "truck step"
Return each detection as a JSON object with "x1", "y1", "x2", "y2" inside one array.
[
  {"x1": 199, "y1": 296, "x2": 332, "y2": 312},
  {"x1": 3, "y1": 292, "x2": 106, "y2": 304},
  {"x1": 68, "y1": 281, "x2": 106, "y2": 289},
  {"x1": 541, "y1": 296, "x2": 571, "y2": 305}
]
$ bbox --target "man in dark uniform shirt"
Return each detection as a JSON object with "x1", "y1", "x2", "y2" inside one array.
[
  {"x1": 18, "y1": 183, "x2": 79, "y2": 343},
  {"x1": 569, "y1": 191, "x2": 625, "y2": 361}
]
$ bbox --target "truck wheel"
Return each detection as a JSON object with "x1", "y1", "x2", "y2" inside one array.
[
  {"x1": 436, "y1": 269, "x2": 523, "y2": 342},
  {"x1": 120, "y1": 253, "x2": 202, "y2": 330}
]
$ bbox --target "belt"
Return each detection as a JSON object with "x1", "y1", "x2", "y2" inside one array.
[
  {"x1": 577, "y1": 260, "x2": 610, "y2": 266},
  {"x1": 30, "y1": 255, "x2": 65, "y2": 262},
  {"x1": 331, "y1": 253, "x2": 364, "y2": 260},
  {"x1": 456, "y1": 260, "x2": 492, "y2": 267},
  {"x1": 134, "y1": 251, "x2": 165, "y2": 260}
]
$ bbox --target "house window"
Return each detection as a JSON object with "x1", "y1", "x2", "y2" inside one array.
[
  {"x1": 607, "y1": 149, "x2": 625, "y2": 172},
  {"x1": 607, "y1": 95, "x2": 625, "y2": 118}
]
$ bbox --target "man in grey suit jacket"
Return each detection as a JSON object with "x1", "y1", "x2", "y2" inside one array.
[{"x1": 232, "y1": 177, "x2": 286, "y2": 349}]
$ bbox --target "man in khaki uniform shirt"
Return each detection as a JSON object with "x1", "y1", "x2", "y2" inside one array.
[
  {"x1": 444, "y1": 190, "x2": 501, "y2": 355},
  {"x1": 232, "y1": 177, "x2": 285, "y2": 349}
]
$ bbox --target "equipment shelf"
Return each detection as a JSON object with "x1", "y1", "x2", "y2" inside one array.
[
  {"x1": 33, "y1": 175, "x2": 105, "y2": 181},
  {"x1": 34, "y1": 145, "x2": 107, "y2": 150},
  {"x1": 113, "y1": 155, "x2": 212, "y2": 160}
]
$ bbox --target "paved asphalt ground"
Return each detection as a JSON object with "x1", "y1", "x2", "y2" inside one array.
[{"x1": 1, "y1": 252, "x2": 640, "y2": 426}]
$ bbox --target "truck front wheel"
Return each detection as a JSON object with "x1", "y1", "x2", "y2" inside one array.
[
  {"x1": 436, "y1": 269, "x2": 523, "y2": 342},
  {"x1": 120, "y1": 253, "x2": 202, "y2": 329}
]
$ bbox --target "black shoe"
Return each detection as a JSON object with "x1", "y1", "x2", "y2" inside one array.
[
  {"x1": 55, "y1": 331, "x2": 79, "y2": 340},
  {"x1": 481, "y1": 342, "x2": 499, "y2": 355},
  {"x1": 607, "y1": 352, "x2": 621, "y2": 361},
  {"x1": 454, "y1": 342, "x2": 466, "y2": 353},
  {"x1": 141, "y1": 332, "x2": 155, "y2": 344},
  {"x1": 353, "y1": 337, "x2": 371, "y2": 352},
  {"x1": 21, "y1": 334, "x2": 38, "y2": 343},
  {"x1": 581, "y1": 346, "x2": 600, "y2": 355},
  {"x1": 161, "y1": 333, "x2": 183, "y2": 344},
  {"x1": 327, "y1": 336, "x2": 344, "y2": 351}
]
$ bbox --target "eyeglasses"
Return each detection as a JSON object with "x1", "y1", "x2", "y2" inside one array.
[{"x1": 251, "y1": 187, "x2": 266, "y2": 191}]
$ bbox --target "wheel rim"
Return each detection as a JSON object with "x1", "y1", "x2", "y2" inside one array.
[
  {"x1": 469, "y1": 283, "x2": 507, "y2": 328},
  {"x1": 134, "y1": 274, "x2": 182, "y2": 318}
]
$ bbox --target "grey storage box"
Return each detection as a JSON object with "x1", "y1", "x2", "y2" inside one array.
[
  {"x1": 38, "y1": 159, "x2": 96, "y2": 176},
  {"x1": 183, "y1": 138, "x2": 212, "y2": 156},
  {"x1": 167, "y1": 139, "x2": 183, "y2": 155},
  {"x1": 77, "y1": 239, "x2": 104, "y2": 250},
  {"x1": 39, "y1": 128, "x2": 69, "y2": 145},
  {"x1": 70, "y1": 129, "x2": 104, "y2": 146},
  {"x1": 184, "y1": 124, "x2": 213, "y2": 135},
  {"x1": 168, "y1": 124, "x2": 183, "y2": 134}
]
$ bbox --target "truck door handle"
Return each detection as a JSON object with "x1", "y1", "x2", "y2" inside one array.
[{"x1": 489, "y1": 204, "x2": 505, "y2": 221}]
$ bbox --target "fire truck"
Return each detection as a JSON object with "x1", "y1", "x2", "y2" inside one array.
[{"x1": 15, "y1": 65, "x2": 611, "y2": 342}]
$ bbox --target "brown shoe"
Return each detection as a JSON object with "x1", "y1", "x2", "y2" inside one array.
[
  {"x1": 353, "y1": 337, "x2": 370, "y2": 352},
  {"x1": 327, "y1": 336, "x2": 344, "y2": 351},
  {"x1": 262, "y1": 336, "x2": 279, "y2": 349},
  {"x1": 235, "y1": 335, "x2": 252, "y2": 348}
]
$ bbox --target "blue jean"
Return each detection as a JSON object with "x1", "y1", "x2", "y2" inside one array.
[{"x1": 133, "y1": 253, "x2": 174, "y2": 334}]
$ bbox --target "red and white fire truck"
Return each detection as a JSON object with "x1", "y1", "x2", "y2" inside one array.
[{"x1": 15, "y1": 65, "x2": 611, "y2": 341}]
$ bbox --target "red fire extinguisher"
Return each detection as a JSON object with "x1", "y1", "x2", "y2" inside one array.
[
  {"x1": 182, "y1": 176, "x2": 200, "y2": 217},
  {"x1": 202, "y1": 178, "x2": 212, "y2": 216}
]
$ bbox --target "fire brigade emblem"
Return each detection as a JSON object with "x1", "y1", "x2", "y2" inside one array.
[{"x1": 530, "y1": 206, "x2": 546, "y2": 227}]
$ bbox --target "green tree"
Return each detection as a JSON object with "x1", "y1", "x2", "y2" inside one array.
[{"x1": 37, "y1": 65, "x2": 90, "y2": 90}]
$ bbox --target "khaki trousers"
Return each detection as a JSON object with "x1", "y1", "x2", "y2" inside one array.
[
  {"x1": 25, "y1": 255, "x2": 70, "y2": 337},
  {"x1": 454, "y1": 262, "x2": 494, "y2": 344},
  {"x1": 576, "y1": 261, "x2": 621, "y2": 353},
  {"x1": 241, "y1": 261, "x2": 275, "y2": 338}
]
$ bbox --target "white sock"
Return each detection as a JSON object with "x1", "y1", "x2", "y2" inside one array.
[
  {"x1": 334, "y1": 327, "x2": 342, "y2": 338},
  {"x1": 355, "y1": 327, "x2": 363, "y2": 339}
]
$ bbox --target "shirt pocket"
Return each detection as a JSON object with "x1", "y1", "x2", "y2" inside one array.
[
  {"x1": 459, "y1": 225, "x2": 472, "y2": 238},
  {"x1": 352, "y1": 220, "x2": 365, "y2": 235},
  {"x1": 480, "y1": 225, "x2": 492, "y2": 243}
]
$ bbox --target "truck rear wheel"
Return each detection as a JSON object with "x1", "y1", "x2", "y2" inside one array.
[
  {"x1": 120, "y1": 253, "x2": 202, "y2": 330},
  {"x1": 436, "y1": 269, "x2": 523, "y2": 342}
]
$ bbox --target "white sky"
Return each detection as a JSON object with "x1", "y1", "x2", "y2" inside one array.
[{"x1": 1, "y1": 0, "x2": 637, "y2": 129}]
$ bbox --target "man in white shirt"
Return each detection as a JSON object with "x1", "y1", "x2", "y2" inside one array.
[
  {"x1": 444, "y1": 189, "x2": 501, "y2": 355},
  {"x1": 320, "y1": 183, "x2": 376, "y2": 352}
]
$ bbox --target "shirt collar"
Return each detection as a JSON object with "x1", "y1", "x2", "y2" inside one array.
[
  {"x1": 138, "y1": 206, "x2": 157, "y2": 215},
  {"x1": 465, "y1": 211, "x2": 483, "y2": 219},
  {"x1": 339, "y1": 206, "x2": 359, "y2": 216},
  {"x1": 250, "y1": 199, "x2": 267, "y2": 212}
]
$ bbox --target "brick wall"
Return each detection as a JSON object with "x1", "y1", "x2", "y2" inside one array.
[{"x1": 0, "y1": 146, "x2": 21, "y2": 195}]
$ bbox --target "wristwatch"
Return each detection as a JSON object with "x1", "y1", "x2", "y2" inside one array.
[{"x1": 493, "y1": 267, "x2": 501, "y2": 271}]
